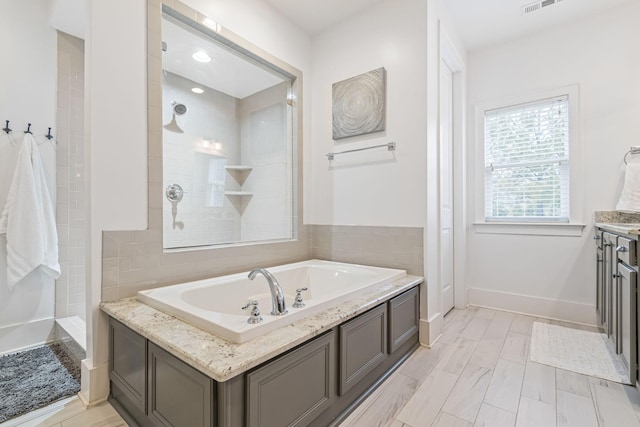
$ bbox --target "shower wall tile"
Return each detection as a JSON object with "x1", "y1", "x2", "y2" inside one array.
[{"x1": 56, "y1": 32, "x2": 86, "y2": 321}]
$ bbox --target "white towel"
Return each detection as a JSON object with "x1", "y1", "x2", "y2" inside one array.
[
  {"x1": 0, "y1": 133, "x2": 60, "y2": 290},
  {"x1": 617, "y1": 160, "x2": 640, "y2": 212}
]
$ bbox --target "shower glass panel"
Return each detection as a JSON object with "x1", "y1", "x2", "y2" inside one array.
[{"x1": 161, "y1": 8, "x2": 295, "y2": 249}]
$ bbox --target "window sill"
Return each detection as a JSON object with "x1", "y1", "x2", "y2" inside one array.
[{"x1": 473, "y1": 222, "x2": 586, "y2": 237}]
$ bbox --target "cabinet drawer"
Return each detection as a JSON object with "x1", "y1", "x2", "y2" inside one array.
[
  {"x1": 110, "y1": 318, "x2": 147, "y2": 414},
  {"x1": 617, "y1": 237, "x2": 637, "y2": 266},
  {"x1": 388, "y1": 287, "x2": 419, "y2": 354},
  {"x1": 339, "y1": 304, "x2": 387, "y2": 395},
  {"x1": 247, "y1": 331, "x2": 336, "y2": 427}
]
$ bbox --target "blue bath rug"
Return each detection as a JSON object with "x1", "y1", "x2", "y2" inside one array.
[{"x1": 0, "y1": 343, "x2": 80, "y2": 423}]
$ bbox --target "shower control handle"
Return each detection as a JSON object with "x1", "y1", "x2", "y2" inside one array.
[{"x1": 165, "y1": 183, "x2": 184, "y2": 203}]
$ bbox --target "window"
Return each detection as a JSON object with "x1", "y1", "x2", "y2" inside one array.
[{"x1": 484, "y1": 95, "x2": 569, "y2": 223}]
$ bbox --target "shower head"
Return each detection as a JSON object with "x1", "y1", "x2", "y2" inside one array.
[
  {"x1": 163, "y1": 113, "x2": 184, "y2": 133},
  {"x1": 173, "y1": 102, "x2": 187, "y2": 115}
]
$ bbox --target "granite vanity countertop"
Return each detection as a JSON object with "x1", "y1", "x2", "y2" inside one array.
[
  {"x1": 100, "y1": 274, "x2": 423, "y2": 383},
  {"x1": 594, "y1": 210, "x2": 640, "y2": 235},
  {"x1": 594, "y1": 222, "x2": 640, "y2": 235}
]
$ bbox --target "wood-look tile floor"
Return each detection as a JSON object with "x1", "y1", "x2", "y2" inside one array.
[
  {"x1": 4, "y1": 307, "x2": 640, "y2": 427},
  {"x1": 0, "y1": 396, "x2": 126, "y2": 427},
  {"x1": 340, "y1": 307, "x2": 640, "y2": 427}
]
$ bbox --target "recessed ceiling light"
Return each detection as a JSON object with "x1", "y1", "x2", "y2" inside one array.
[
  {"x1": 191, "y1": 87, "x2": 204, "y2": 94},
  {"x1": 192, "y1": 50, "x2": 211, "y2": 63}
]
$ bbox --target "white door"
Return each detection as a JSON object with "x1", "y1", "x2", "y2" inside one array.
[{"x1": 440, "y1": 59, "x2": 454, "y2": 314}]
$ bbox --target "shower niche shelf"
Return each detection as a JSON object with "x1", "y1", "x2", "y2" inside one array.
[
  {"x1": 224, "y1": 191, "x2": 254, "y2": 197},
  {"x1": 225, "y1": 165, "x2": 253, "y2": 187}
]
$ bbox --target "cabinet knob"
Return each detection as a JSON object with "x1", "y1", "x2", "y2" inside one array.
[
  {"x1": 616, "y1": 245, "x2": 627, "y2": 253},
  {"x1": 613, "y1": 273, "x2": 622, "y2": 279},
  {"x1": 594, "y1": 235, "x2": 601, "y2": 240}
]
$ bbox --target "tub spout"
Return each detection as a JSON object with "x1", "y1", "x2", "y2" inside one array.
[{"x1": 248, "y1": 268, "x2": 288, "y2": 316}]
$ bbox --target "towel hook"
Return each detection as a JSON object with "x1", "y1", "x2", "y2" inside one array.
[
  {"x1": 24, "y1": 123, "x2": 32, "y2": 134},
  {"x1": 46, "y1": 127, "x2": 53, "y2": 140},
  {"x1": 2, "y1": 120, "x2": 11, "y2": 134}
]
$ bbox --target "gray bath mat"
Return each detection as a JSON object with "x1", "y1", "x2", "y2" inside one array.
[{"x1": 0, "y1": 343, "x2": 80, "y2": 423}]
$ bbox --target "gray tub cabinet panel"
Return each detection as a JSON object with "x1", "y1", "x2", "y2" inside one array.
[
  {"x1": 108, "y1": 283, "x2": 422, "y2": 427},
  {"x1": 148, "y1": 342, "x2": 214, "y2": 427},
  {"x1": 246, "y1": 330, "x2": 337, "y2": 427},
  {"x1": 217, "y1": 375, "x2": 245, "y2": 427},
  {"x1": 339, "y1": 304, "x2": 388, "y2": 395},
  {"x1": 389, "y1": 286, "x2": 419, "y2": 354},
  {"x1": 109, "y1": 318, "x2": 147, "y2": 414}
]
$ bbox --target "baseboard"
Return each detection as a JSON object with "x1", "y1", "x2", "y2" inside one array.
[
  {"x1": 467, "y1": 287, "x2": 597, "y2": 326},
  {"x1": 79, "y1": 359, "x2": 110, "y2": 407},
  {"x1": 0, "y1": 318, "x2": 55, "y2": 355},
  {"x1": 419, "y1": 313, "x2": 443, "y2": 347}
]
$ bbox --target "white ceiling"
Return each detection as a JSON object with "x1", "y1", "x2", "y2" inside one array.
[
  {"x1": 263, "y1": 0, "x2": 387, "y2": 35},
  {"x1": 264, "y1": 0, "x2": 638, "y2": 50},
  {"x1": 442, "y1": 0, "x2": 639, "y2": 51},
  {"x1": 162, "y1": 19, "x2": 285, "y2": 99}
]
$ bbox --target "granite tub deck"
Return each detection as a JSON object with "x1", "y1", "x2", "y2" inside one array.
[
  {"x1": 595, "y1": 210, "x2": 640, "y2": 235},
  {"x1": 100, "y1": 274, "x2": 423, "y2": 383}
]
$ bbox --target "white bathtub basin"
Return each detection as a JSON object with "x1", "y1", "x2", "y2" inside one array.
[{"x1": 137, "y1": 260, "x2": 406, "y2": 343}]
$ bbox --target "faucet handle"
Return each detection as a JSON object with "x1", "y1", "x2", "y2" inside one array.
[
  {"x1": 242, "y1": 301, "x2": 263, "y2": 324},
  {"x1": 242, "y1": 300, "x2": 259, "y2": 310},
  {"x1": 292, "y1": 288, "x2": 308, "y2": 308}
]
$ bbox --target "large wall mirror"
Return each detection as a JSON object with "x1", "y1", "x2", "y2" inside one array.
[{"x1": 159, "y1": 4, "x2": 300, "y2": 250}]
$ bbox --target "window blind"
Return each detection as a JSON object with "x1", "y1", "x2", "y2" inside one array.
[{"x1": 484, "y1": 95, "x2": 569, "y2": 222}]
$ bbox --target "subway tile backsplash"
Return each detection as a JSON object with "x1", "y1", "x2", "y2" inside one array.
[{"x1": 102, "y1": 225, "x2": 423, "y2": 300}]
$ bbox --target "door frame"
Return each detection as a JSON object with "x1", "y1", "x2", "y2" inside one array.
[{"x1": 439, "y1": 25, "x2": 467, "y2": 310}]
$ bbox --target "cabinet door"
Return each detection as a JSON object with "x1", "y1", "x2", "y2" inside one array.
[
  {"x1": 110, "y1": 318, "x2": 147, "y2": 414},
  {"x1": 247, "y1": 331, "x2": 336, "y2": 427},
  {"x1": 148, "y1": 343, "x2": 214, "y2": 427},
  {"x1": 389, "y1": 287, "x2": 419, "y2": 354},
  {"x1": 339, "y1": 304, "x2": 387, "y2": 395},
  {"x1": 618, "y1": 263, "x2": 637, "y2": 383}
]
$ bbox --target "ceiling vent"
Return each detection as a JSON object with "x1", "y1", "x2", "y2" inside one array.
[{"x1": 522, "y1": 0, "x2": 564, "y2": 15}]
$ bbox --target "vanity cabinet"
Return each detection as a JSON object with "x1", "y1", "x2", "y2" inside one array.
[
  {"x1": 595, "y1": 227, "x2": 638, "y2": 385},
  {"x1": 108, "y1": 286, "x2": 420, "y2": 427}
]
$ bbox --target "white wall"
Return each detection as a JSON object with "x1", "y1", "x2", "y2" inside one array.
[
  {"x1": 465, "y1": 2, "x2": 640, "y2": 324},
  {"x1": 83, "y1": 0, "x2": 311, "y2": 403},
  {"x1": 0, "y1": 0, "x2": 57, "y2": 354},
  {"x1": 308, "y1": 0, "x2": 428, "y2": 227}
]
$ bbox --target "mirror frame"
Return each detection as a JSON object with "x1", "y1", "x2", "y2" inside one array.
[{"x1": 147, "y1": 0, "x2": 303, "y2": 252}]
